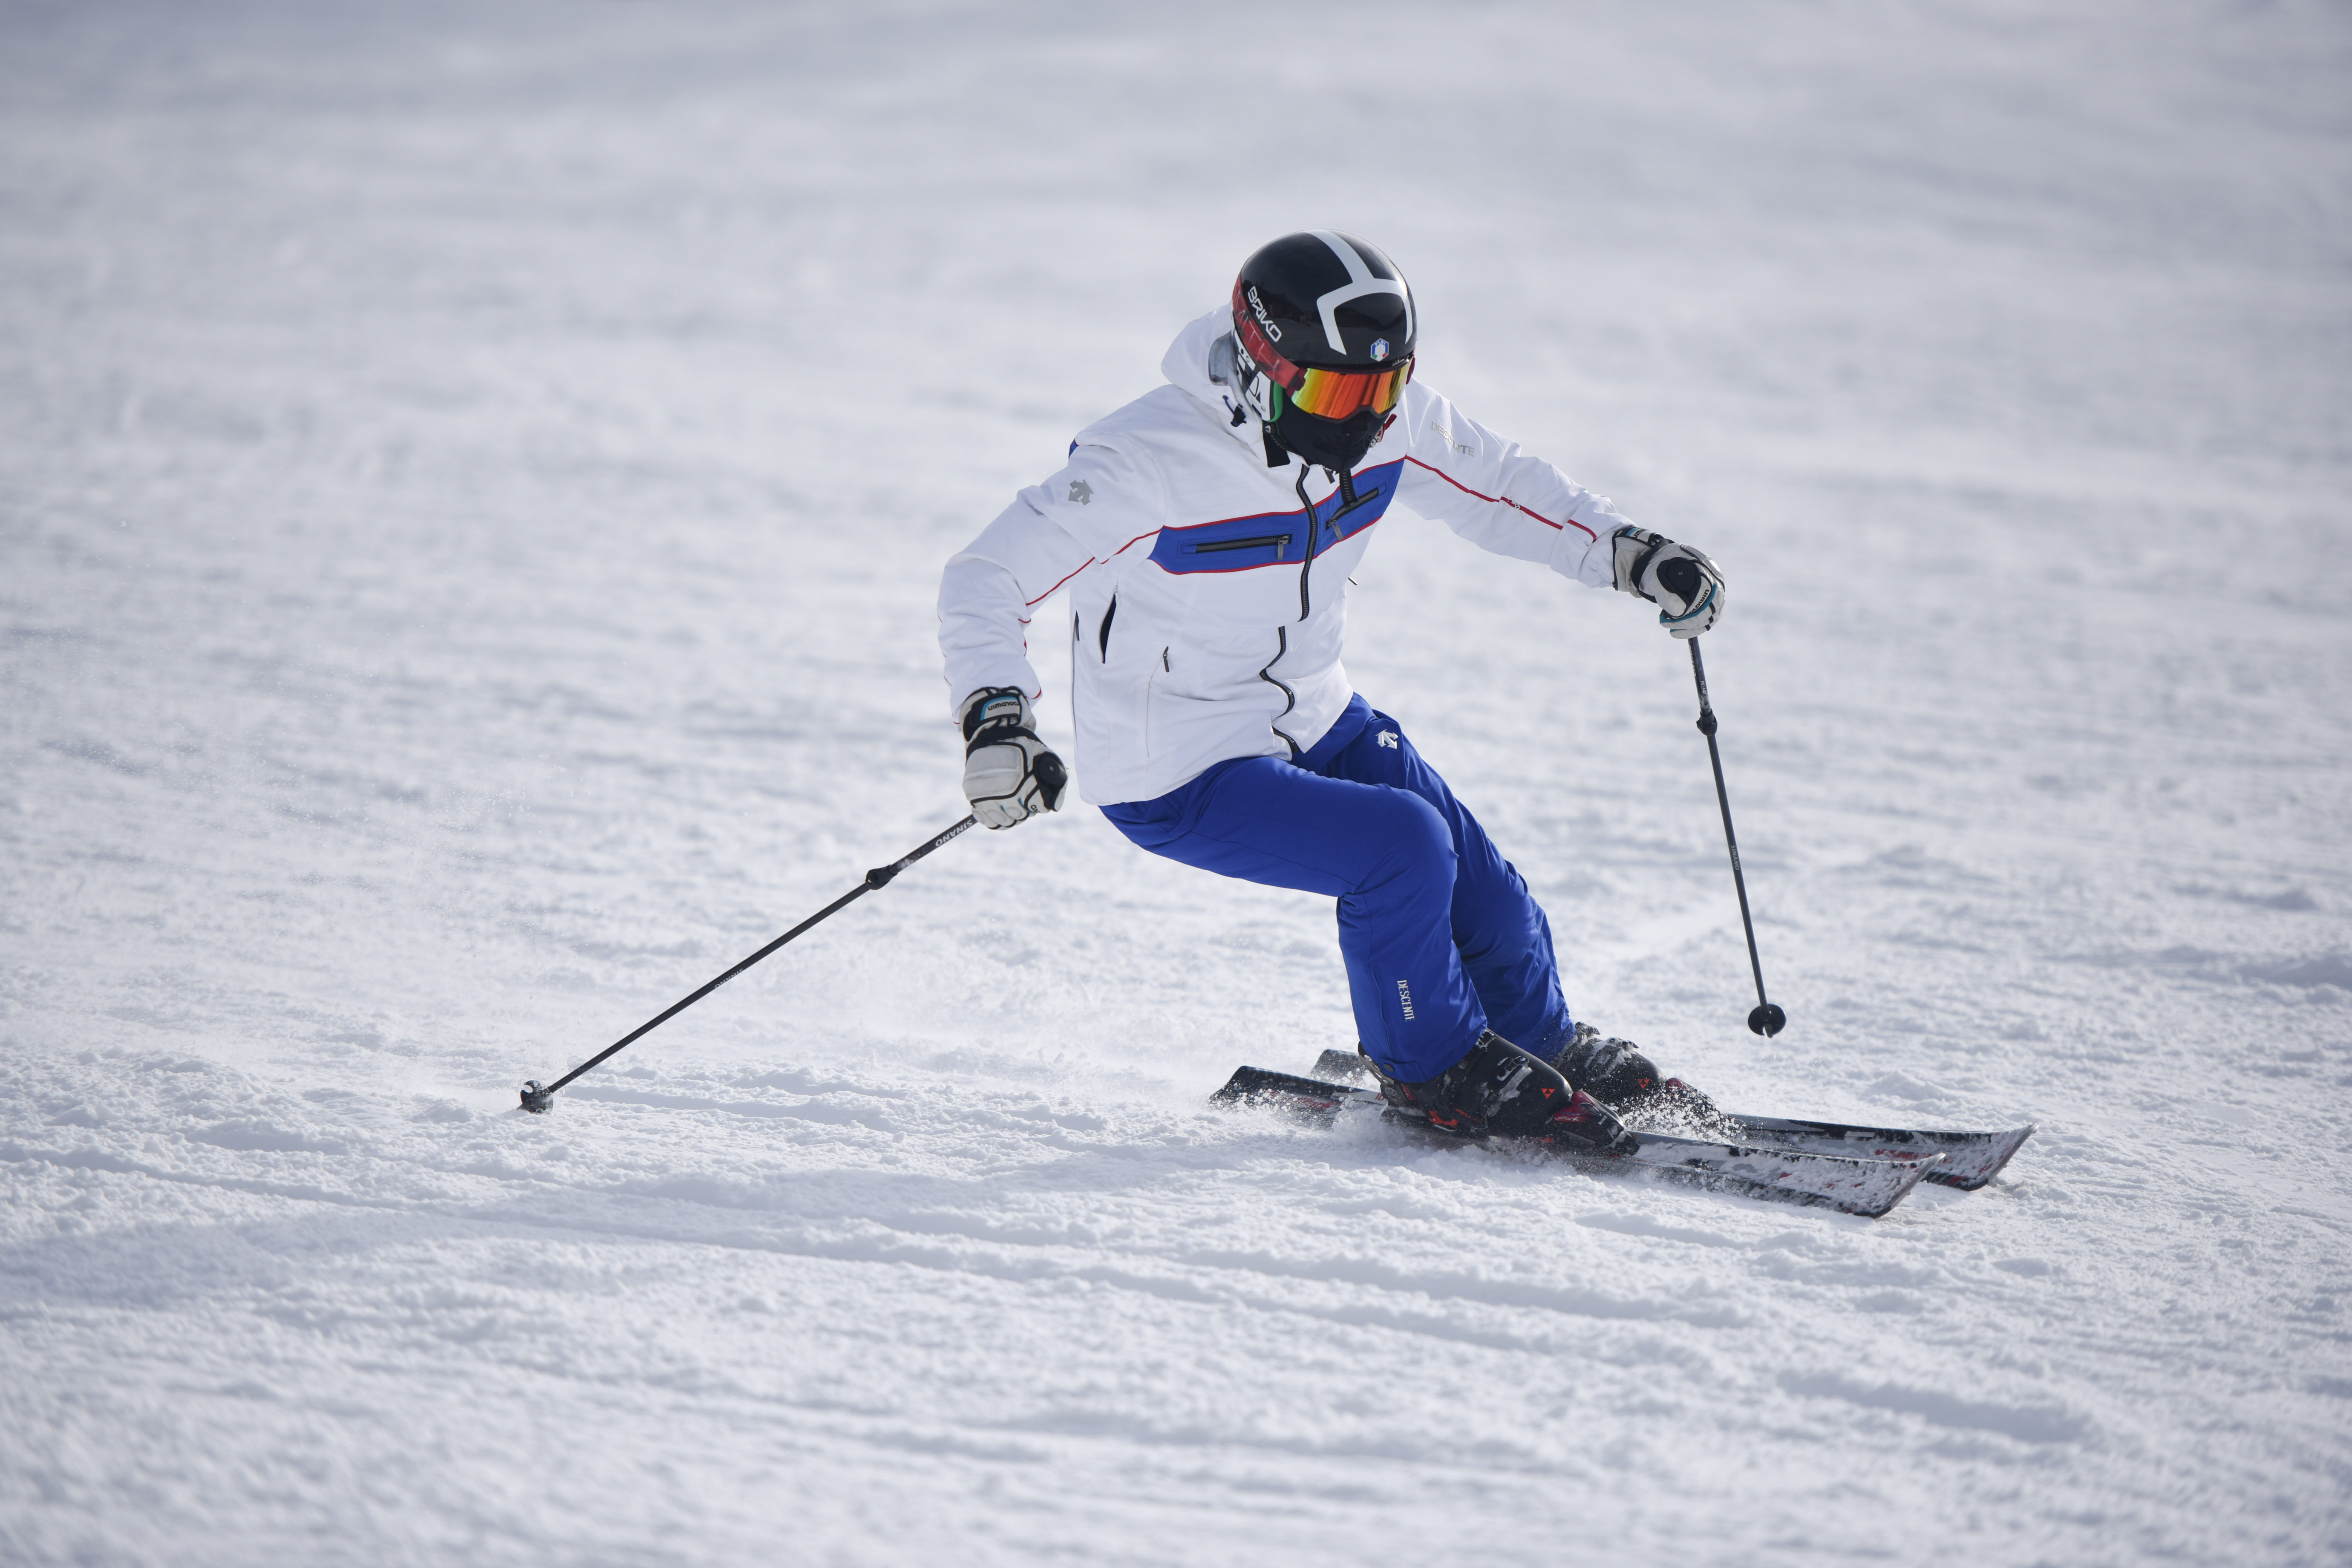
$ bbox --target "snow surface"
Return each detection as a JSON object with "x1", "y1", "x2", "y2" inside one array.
[{"x1": 4, "y1": 1, "x2": 2349, "y2": 1562}]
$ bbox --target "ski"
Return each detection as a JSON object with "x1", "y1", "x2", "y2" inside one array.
[
  {"x1": 1213, "y1": 1066, "x2": 1944, "y2": 1219},
  {"x1": 1308, "y1": 1049, "x2": 2033, "y2": 1191}
]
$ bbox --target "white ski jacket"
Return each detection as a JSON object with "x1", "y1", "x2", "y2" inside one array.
[{"x1": 938, "y1": 308, "x2": 1638, "y2": 807}]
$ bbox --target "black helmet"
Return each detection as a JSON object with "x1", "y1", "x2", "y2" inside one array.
[{"x1": 1228, "y1": 231, "x2": 1416, "y2": 472}]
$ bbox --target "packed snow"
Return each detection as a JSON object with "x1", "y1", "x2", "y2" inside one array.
[{"x1": 4, "y1": 1, "x2": 2349, "y2": 1562}]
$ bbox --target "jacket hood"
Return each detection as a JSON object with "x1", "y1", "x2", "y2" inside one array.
[{"x1": 1160, "y1": 307, "x2": 1268, "y2": 458}]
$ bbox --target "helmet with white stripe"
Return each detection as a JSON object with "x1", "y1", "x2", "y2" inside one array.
[{"x1": 1225, "y1": 231, "x2": 1417, "y2": 473}]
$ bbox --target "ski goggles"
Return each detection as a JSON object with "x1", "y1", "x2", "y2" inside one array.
[{"x1": 1284, "y1": 358, "x2": 1414, "y2": 420}]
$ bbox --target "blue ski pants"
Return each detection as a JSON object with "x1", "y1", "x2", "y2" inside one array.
[{"x1": 1100, "y1": 694, "x2": 1571, "y2": 1082}]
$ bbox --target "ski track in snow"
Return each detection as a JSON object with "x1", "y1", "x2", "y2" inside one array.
[{"x1": 3, "y1": 1, "x2": 2349, "y2": 1563}]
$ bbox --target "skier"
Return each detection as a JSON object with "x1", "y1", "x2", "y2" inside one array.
[{"x1": 937, "y1": 232, "x2": 1724, "y2": 1153}]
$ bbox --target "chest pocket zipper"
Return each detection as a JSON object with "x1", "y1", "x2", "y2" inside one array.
[
  {"x1": 1098, "y1": 595, "x2": 1117, "y2": 662},
  {"x1": 1190, "y1": 533, "x2": 1292, "y2": 558}
]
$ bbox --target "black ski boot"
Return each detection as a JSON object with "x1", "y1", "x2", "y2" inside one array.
[
  {"x1": 1376, "y1": 1030, "x2": 1638, "y2": 1155},
  {"x1": 1548, "y1": 1021, "x2": 1718, "y2": 1124}
]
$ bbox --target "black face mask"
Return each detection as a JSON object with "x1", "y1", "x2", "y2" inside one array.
[{"x1": 1268, "y1": 405, "x2": 1386, "y2": 473}]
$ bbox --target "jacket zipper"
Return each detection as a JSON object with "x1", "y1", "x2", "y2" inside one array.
[
  {"x1": 1258, "y1": 625, "x2": 1300, "y2": 758},
  {"x1": 1293, "y1": 469, "x2": 1322, "y2": 621},
  {"x1": 1097, "y1": 595, "x2": 1117, "y2": 662}
]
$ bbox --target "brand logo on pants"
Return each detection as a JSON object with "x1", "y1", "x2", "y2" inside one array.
[{"x1": 1395, "y1": 978, "x2": 1415, "y2": 1020}]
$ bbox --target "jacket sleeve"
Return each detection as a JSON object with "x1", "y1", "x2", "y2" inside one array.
[
  {"x1": 937, "y1": 440, "x2": 1167, "y2": 715},
  {"x1": 1388, "y1": 386, "x2": 1631, "y2": 590}
]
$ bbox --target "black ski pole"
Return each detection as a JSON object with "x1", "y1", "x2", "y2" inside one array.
[
  {"x1": 1687, "y1": 639, "x2": 1786, "y2": 1037},
  {"x1": 519, "y1": 815, "x2": 980, "y2": 1112}
]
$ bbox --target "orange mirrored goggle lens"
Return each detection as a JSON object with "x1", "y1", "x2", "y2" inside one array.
[{"x1": 1286, "y1": 359, "x2": 1413, "y2": 421}]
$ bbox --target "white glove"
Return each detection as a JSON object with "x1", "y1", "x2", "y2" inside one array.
[
  {"x1": 958, "y1": 687, "x2": 1068, "y2": 829},
  {"x1": 1611, "y1": 527, "x2": 1725, "y2": 638}
]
